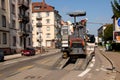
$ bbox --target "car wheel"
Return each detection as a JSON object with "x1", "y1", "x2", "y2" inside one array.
[
  {"x1": 0, "y1": 57, "x2": 4, "y2": 62},
  {"x1": 21, "y1": 54, "x2": 24, "y2": 56}
]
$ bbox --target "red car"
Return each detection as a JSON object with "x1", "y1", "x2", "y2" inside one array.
[{"x1": 21, "y1": 48, "x2": 35, "y2": 56}]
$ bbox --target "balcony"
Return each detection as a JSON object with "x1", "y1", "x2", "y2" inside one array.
[
  {"x1": 18, "y1": 31, "x2": 29, "y2": 37},
  {"x1": 18, "y1": 0, "x2": 29, "y2": 10},
  {"x1": 36, "y1": 23, "x2": 42, "y2": 28},
  {"x1": 36, "y1": 16, "x2": 42, "y2": 21},
  {"x1": 18, "y1": 14, "x2": 29, "y2": 23},
  {"x1": 17, "y1": 31, "x2": 25, "y2": 36}
]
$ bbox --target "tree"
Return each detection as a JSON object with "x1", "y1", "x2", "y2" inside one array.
[
  {"x1": 104, "y1": 24, "x2": 113, "y2": 41},
  {"x1": 111, "y1": 0, "x2": 120, "y2": 18}
]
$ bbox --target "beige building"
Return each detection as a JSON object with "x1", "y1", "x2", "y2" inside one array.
[
  {"x1": 32, "y1": 0, "x2": 61, "y2": 48},
  {"x1": 0, "y1": 0, "x2": 10, "y2": 54}
]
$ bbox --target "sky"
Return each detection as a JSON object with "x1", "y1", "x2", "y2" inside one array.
[{"x1": 32, "y1": 0, "x2": 114, "y2": 36}]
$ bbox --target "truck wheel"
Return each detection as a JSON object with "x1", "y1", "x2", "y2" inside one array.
[{"x1": 62, "y1": 52, "x2": 68, "y2": 59}]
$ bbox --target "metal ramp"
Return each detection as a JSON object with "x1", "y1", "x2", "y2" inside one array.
[{"x1": 54, "y1": 57, "x2": 70, "y2": 69}]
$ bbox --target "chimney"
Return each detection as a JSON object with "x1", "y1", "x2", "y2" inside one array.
[{"x1": 42, "y1": 0, "x2": 45, "y2": 3}]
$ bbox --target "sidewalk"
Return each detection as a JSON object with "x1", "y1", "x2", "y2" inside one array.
[
  {"x1": 98, "y1": 46, "x2": 120, "y2": 80},
  {"x1": 4, "y1": 48, "x2": 60, "y2": 61},
  {"x1": 5, "y1": 53, "x2": 22, "y2": 60}
]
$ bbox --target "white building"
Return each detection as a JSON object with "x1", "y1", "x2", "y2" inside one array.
[{"x1": 32, "y1": 0, "x2": 61, "y2": 48}]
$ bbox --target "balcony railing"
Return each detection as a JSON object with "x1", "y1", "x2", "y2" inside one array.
[
  {"x1": 17, "y1": 31, "x2": 25, "y2": 36},
  {"x1": 36, "y1": 16, "x2": 42, "y2": 21},
  {"x1": 18, "y1": 14, "x2": 29, "y2": 23},
  {"x1": 18, "y1": 31, "x2": 29, "y2": 37},
  {"x1": 36, "y1": 23, "x2": 42, "y2": 28}
]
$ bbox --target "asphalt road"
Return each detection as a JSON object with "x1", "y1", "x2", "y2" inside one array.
[
  {"x1": 0, "y1": 50, "x2": 61, "y2": 80},
  {"x1": 0, "y1": 48, "x2": 117, "y2": 80}
]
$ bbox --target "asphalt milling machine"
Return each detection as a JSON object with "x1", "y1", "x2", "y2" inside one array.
[{"x1": 55, "y1": 12, "x2": 96, "y2": 70}]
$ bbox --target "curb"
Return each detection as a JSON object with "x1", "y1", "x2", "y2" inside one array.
[{"x1": 98, "y1": 47, "x2": 115, "y2": 71}]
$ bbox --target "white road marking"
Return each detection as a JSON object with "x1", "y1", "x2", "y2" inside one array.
[
  {"x1": 89, "y1": 57, "x2": 95, "y2": 67},
  {"x1": 92, "y1": 57, "x2": 95, "y2": 62},
  {"x1": 78, "y1": 56, "x2": 95, "y2": 77},
  {"x1": 89, "y1": 63, "x2": 94, "y2": 67},
  {"x1": 78, "y1": 68, "x2": 91, "y2": 77}
]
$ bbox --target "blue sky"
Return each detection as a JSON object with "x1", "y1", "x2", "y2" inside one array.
[{"x1": 32, "y1": 0, "x2": 114, "y2": 36}]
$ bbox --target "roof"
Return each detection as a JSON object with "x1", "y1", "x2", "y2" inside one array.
[{"x1": 32, "y1": 2, "x2": 55, "y2": 13}]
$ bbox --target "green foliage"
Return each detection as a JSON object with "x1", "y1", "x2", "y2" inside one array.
[
  {"x1": 104, "y1": 24, "x2": 113, "y2": 41},
  {"x1": 111, "y1": 0, "x2": 120, "y2": 18}
]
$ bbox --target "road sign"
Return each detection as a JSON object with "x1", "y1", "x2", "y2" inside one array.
[
  {"x1": 113, "y1": 31, "x2": 120, "y2": 43},
  {"x1": 117, "y1": 18, "x2": 120, "y2": 27}
]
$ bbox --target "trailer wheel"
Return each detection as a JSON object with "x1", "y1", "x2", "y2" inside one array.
[{"x1": 62, "y1": 52, "x2": 68, "y2": 59}]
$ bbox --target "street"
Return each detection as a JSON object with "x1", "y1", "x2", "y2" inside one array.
[{"x1": 0, "y1": 47, "x2": 119, "y2": 80}]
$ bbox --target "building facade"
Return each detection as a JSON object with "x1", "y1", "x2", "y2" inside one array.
[
  {"x1": 9, "y1": 0, "x2": 33, "y2": 53},
  {"x1": 0, "y1": 0, "x2": 10, "y2": 54},
  {"x1": 0, "y1": 0, "x2": 32, "y2": 54},
  {"x1": 32, "y1": 0, "x2": 61, "y2": 48},
  {"x1": 98, "y1": 25, "x2": 107, "y2": 44}
]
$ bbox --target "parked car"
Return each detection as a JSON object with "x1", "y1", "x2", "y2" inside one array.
[
  {"x1": 0, "y1": 50, "x2": 4, "y2": 62},
  {"x1": 21, "y1": 48, "x2": 35, "y2": 56}
]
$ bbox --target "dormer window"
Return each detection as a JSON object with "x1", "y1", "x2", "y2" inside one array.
[
  {"x1": 34, "y1": 6, "x2": 40, "y2": 10},
  {"x1": 46, "y1": 12, "x2": 49, "y2": 16}
]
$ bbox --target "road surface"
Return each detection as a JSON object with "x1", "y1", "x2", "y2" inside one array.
[{"x1": 0, "y1": 48, "x2": 117, "y2": 80}]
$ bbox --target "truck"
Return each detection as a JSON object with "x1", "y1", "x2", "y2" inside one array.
[{"x1": 61, "y1": 26, "x2": 71, "y2": 54}]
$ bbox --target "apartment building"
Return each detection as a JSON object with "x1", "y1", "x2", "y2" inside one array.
[
  {"x1": 9, "y1": 0, "x2": 32, "y2": 53},
  {"x1": 0, "y1": 0, "x2": 10, "y2": 54},
  {"x1": 32, "y1": 0, "x2": 61, "y2": 48},
  {"x1": 98, "y1": 25, "x2": 107, "y2": 44},
  {"x1": 0, "y1": 0, "x2": 32, "y2": 54}
]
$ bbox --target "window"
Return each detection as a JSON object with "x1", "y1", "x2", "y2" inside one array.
[
  {"x1": 34, "y1": 6, "x2": 40, "y2": 10},
  {"x1": 46, "y1": 12, "x2": 49, "y2": 16},
  {"x1": 20, "y1": 37, "x2": 22, "y2": 46},
  {"x1": 37, "y1": 32, "x2": 39, "y2": 35},
  {"x1": 13, "y1": 36, "x2": 16, "y2": 46},
  {"x1": 2, "y1": 15, "x2": 6, "y2": 27},
  {"x1": 27, "y1": 0, "x2": 29, "y2": 5},
  {"x1": 28, "y1": 24, "x2": 31, "y2": 32},
  {"x1": 28, "y1": 38, "x2": 31, "y2": 46},
  {"x1": 37, "y1": 12, "x2": 41, "y2": 16},
  {"x1": 11, "y1": 4, "x2": 15, "y2": 14},
  {"x1": 1, "y1": 0, "x2": 5, "y2": 10},
  {"x1": 19, "y1": 22, "x2": 22, "y2": 30},
  {"x1": 12, "y1": 20, "x2": 16, "y2": 28},
  {"x1": 46, "y1": 33, "x2": 50, "y2": 38},
  {"x1": 3, "y1": 33, "x2": 7, "y2": 44},
  {"x1": 46, "y1": 19, "x2": 50, "y2": 23},
  {"x1": 32, "y1": 20, "x2": 34, "y2": 23},
  {"x1": 47, "y1": 26, "x2": 50, "y2": 31},
  {"x1": 0, "y1": 34, "x2": 2, "y2": 44}
]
